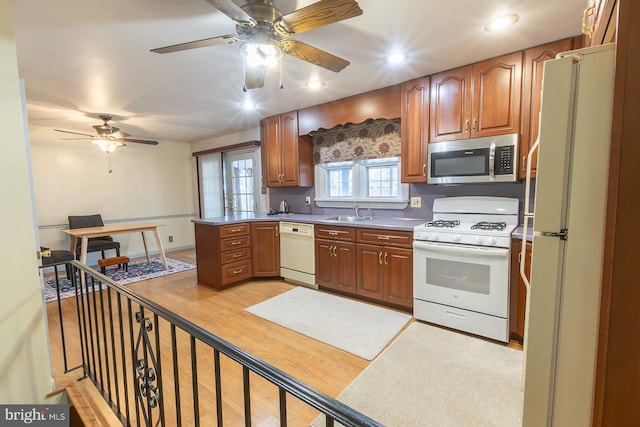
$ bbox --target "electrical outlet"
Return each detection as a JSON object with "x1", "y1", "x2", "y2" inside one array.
[
  {"x1": 305, "y1": 196, "x2": 311, "y2": 205},
  {"x1": 168, "y1": 235, "x2": 173, "y2": 243},
  {"x1": 410, "y1": 197, "x2": 422, "y2": 208}
]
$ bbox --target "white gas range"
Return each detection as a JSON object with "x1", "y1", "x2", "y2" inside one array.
[{"x1": 413, "y1": 196, "x2": 519, "y2": 342}]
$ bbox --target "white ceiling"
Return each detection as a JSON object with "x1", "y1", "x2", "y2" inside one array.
[{"x1": 12, "y1": 0, "x2": 587, "y2": 144}]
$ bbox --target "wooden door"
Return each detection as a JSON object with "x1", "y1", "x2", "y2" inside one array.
[
  {"x1": 356, "y1": 243, "x2": 384, "y2": 300},
  {"x1": 262, "y1": 115, "x2": 283, "y2": 186},
  {"x1": 334, "y1": 241, "x2": 356, "y2": 294},
  {"x1": 279, "y1": 110, "x2": 300, "y2": 186},
  {"x1": 315, "y1": 239, "x2": 335, "y2": 288},
  {"x1": 384, "y1": 247, "x2": 413, "y2": 308},
  {"x1": 401, "y1": 77, "x2": 430, "y2": 182},
  {"x1": 429, "y1": 65, "x2": 472, "y2": 142},
  {"x1": 520, "y1": 38, "x2": 574, "y2": 180},
  {"x1": 471, "y1": 51, "x2": 522, "y2": 138},
  {"x1": 251, "y1": 222, "x2": 280, "y2": 277}
]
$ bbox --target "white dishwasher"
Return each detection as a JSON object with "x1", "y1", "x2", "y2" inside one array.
[{"x1": 279, "y1": 222, "x2": 316, "y2": 288}]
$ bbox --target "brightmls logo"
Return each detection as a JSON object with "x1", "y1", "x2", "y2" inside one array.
[{"x1": 0, "y1": 405, "x2": 68, "y2": 426}]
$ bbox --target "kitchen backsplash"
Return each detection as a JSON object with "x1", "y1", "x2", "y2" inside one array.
[{"x1": 269, "y1": 180, "x2": 535, "y2": 224}]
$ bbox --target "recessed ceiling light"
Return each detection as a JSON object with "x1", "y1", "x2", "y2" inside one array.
[
  {"x1": 387, "y1": 53, "x2": 407, "y2": 64},
  {"x1": 485, "y1": 14, "x2": 519, "y2": 32},
  {"x1": 242, "y1": 100, "x2": 256, "y2": 110},
  {"x1": 305, "y1": 80, "x2": 325, "y2": 90}
]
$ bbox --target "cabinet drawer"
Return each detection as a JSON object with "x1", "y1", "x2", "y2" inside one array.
[
  {"x1": 356, "y1": 228, "x2": 413, "y2": 247},
  {"x1": 220, "y1": 223, "x2": 250, "y2": 238},
  {"x1": 221, "y1": 247, "x2": 251, "y2": 264},
  {"x1": 221, "y1": 234, "x2": 251, "y2": 251},
  {"x1": 315, "y1": 225, "x2": 355, "y2": 242},
  {"x1": 221, "y1": 259, "x2": 252, "y2": 285}
]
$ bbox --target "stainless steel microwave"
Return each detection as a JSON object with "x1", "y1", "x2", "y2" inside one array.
[{"x1": 427, "y1": 134, "x2": 519, "y2": 184}]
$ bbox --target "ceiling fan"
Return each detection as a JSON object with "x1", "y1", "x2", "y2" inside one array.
[
  {"x1": 54, "y1": 115, "x2": 159, "y2": 153},
  {"x1": 150, "y1": 0, "x2": 363, "y2": 90}
]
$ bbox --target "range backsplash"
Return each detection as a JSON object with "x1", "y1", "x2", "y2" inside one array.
[{"x1": 268, "y1": 180, "x2": 534, "y2": 224}]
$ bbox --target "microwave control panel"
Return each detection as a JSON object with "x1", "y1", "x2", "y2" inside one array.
[{"x1": 495, "y1": 145, "x2": 514, "y2": 175}]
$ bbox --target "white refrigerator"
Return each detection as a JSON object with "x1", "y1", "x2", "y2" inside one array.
[{"x1": 520, "y1": 43, "x2": 616, "y2": 426}]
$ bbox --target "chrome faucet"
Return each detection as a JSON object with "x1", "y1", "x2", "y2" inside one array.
[
  {"x1": 353, "y1": 201, "x2": 360, "y2": 217},
  {"x1": 367, "y1": 208, "x2": 373, "y2": 219}
]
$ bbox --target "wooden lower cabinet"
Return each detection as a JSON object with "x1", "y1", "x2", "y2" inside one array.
[
  {"x1": 510, "y1": 238, "x2": 532, "y2": 341},
  {"x1": 355, "y1": 228, "x2": 413, "y2": 309},
  {"x1": 251, "y1": 222, "x2": 280, "y2": 277},
  {"x1": 315, "y1": 225, "x2": 357, "y2": 294},
  {"x1": 356, "y1": 244, "x2": 413, "y2": 308},
  {"x1": 315, "y1": 239, "x2": 357, "y2": 294},
  {"x1": 195, "y1": 221, "x2": 280, "y2": 291}
]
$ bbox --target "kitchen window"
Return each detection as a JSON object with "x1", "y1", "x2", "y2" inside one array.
[{"x1": 315, "y1": 156, "x2": 408, "y2": 208}]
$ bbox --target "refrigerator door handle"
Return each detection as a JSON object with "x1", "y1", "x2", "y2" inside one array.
[{"x1": 541, "y1": 229, "x2": 569, "y2": 240}]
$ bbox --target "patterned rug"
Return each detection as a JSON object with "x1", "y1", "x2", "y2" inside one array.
[{"x1": 43, "y1": 257, "x2": 196, "y2": 303}]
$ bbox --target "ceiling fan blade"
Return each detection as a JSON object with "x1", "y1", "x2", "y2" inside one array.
[
  {"x1": 280, "y1": 38, "x2": 350, "y2": 72},
  {"x1": 111, "y1": 131, "x2": 130, "y2": 139},
  {"x1": 205, "y1": 0, "x2": 256, "y2": 26},
  {"x1": 244, "y1": 64, "x2": 265, "y2": 90},
  {"x1": 121, "y1": 138, "x2": 159, "y2": 145},
  {"x1": 61, "y1": 137, "x2": 91, "y2": 140},
  {"x1": 151, "y1": 34, "x2": 239, "y2": 54},
  {"x1": 277, "y1": 0, "x2": 362, "y2": 35},
  {"x1": 54, "y1": 129, "x2": 94, "y2": 137}
]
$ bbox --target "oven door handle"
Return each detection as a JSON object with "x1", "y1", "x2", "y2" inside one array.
[{"x1": 413, "y1": 241, "x2": 509, "y2": 257}]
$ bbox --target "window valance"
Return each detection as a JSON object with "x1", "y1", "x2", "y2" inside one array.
[{"x1": 312, "y1": 118, "x2": 401, "y2": 164}]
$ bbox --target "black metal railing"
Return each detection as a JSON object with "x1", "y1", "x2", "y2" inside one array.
[{"x1": 43, "y1": 260, "x2": 383, "y2": 427}]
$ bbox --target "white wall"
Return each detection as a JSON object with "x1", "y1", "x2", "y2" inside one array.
[
  {"x1": 0, "y1": 0, "x2": 57, "y2": 403},
  {"x1": 30, "y1": 125, "x2": 197, "y2": 265}
]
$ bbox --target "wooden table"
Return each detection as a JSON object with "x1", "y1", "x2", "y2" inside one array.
[{"x1": 63, "y1": 222, "x2": 168, "y2": 269}]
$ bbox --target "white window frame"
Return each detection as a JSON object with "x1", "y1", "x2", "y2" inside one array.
[{"x1": 314, "y1": 157, "x2": 409, "y2": 209}]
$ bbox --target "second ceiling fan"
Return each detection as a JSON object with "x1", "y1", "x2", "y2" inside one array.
[{"x1": 151, "y1": 0, "x2": 363, "y2": 90}]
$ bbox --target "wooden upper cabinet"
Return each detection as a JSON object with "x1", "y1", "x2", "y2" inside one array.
[
  {"x1": 585, "y1": 0, "x2": 618, "y2": 46},
  {"x1": 430, "y1": 52, "x2": 522, "y2": 142},
  {"x1": 520, "y1": 38, "x2": 574, "y2": 180},
  {"x1": 261, "y1": 111, "x2": 313, "y2": 188},
  {"x1": 297, "y1": 85, "x2": 401, "y2": 135},
  {"x1": 472, "y1": 52, "x2": 522, "y2": 137},
  {"x1": 401, "y1": 77, "x2": 430, "y2": 183},
  {"x1": 430, "y1": 66, "x2": 473, "y2": 142}
]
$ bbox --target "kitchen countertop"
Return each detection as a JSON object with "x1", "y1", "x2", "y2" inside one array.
[
  {"x1": 512, "y1": 225, "x2": 533, "y2": 242},
  {"x1": 192, "y1": 213, "x2": 427, "y2": 232}
]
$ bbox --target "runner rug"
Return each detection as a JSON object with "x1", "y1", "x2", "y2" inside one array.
[
  {"x1": 245, "y1": 287, "x2": 412, "y2": 360},
  {"x1": 43, "y1": 257, "x2": 195, "y2": 303},
  {"x1": 311, "y1": 322, "x2": 524, "y2": 427}
]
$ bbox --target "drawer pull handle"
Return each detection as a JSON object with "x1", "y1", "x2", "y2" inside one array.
[
  {"x1": 231, "y1": 241, "x2": 242, "y2": 245},
  {"x1": 233, "y1": 269, "x2": 243, "y2": 274},
  {"x1": 230, "y1": 228, "x2": 242, "y2": 232},
  {"x1": 328, "y1": 231, "x2": 338, "y2": 235},
  {"x1": 232, "y1": 253, "x2": 242, "y2": 258},
  {"x1": 377, "y1": 235, "x2": 390, "y2": 240},
  {"x1": 445, "y1": 310, "x2": 466, "y2": 320}
]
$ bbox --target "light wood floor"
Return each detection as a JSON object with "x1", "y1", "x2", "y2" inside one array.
[{"x1": 46, "y1": 248, "x2": 399, "y2": 426}]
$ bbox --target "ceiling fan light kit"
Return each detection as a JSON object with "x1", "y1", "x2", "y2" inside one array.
[
  {"x1": 92, "y1": 137, "x2": 124, "y2": 153},
  {"x1": 151, "y1": 0, "x2": 363, "y2": 91}
]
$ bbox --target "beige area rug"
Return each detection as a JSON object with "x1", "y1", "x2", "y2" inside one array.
[
  {"x1": 311, "y1": 322, "x2": 523, "y2": 427},
  {"x1": 245, "y1": 287, "x2": 412, "y2": 360}
]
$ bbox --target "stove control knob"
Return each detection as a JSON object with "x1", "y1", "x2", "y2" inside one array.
[
  {"x1": 432, "y1": 233, "x2": 440, "y2": 241},
  {"x1": 476, "y1": 236, "x2": 484, "y2": 244},
  {"x1": 489, "y1": 237, "x2": 497, "y2": 245},
  {"x1": 453, "y1": 234, "x2": 461, "y2": 242}
]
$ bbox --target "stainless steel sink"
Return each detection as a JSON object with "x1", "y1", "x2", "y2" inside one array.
[{"x1": 323, "y1": 215, "x2": 371, "y2": 223}]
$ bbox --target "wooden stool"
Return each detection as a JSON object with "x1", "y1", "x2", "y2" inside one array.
[{"x1": 98, "y1": 256, "x2": 130, "y2": 274}]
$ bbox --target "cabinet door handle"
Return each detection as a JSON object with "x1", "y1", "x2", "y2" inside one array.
[
  {"x1": 465, "y1": 119, "x2": 470, "y2": 133},
  {"x1": 472, "y1": 118, "x2": 478, "y2": 132},
  {"x1": 423, "y1": 164, "x2": 427, "y2": 177},
  {"x1": 378, "y1": 252, "x2": 383, "y2": 264},
  {"x1": 582, "y1": 3, "x2": 595, "y2": 35},
  {"x1": 522, "y1": 155, "x2": 527, "y2": 172},
  {"x1": 333, "y1": 246, "x2": 337, "y2": 257},
  {"x1": 384, "y1": 253, "x2": 388, "y2": 265}
]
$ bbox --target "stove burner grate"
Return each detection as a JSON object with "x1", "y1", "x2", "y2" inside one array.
[
  {"x1": 471, "y1": 221, "x2": 508, "y2": 231},
  {"x1": 426, "y1": 220, "x2": 460, "y2": 228}
]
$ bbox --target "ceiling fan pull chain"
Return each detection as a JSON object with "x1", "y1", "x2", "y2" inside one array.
[
  {"x1": 107, "y1": 153, "x2": 113, "y2": 174},
  {"x1": 279, "y1": 59, "x2": 284, "y2": 89}
]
